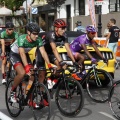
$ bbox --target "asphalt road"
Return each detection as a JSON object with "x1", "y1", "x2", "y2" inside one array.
[{"x1": 0, "y1": 68, "x2": 120, "y2": 120}]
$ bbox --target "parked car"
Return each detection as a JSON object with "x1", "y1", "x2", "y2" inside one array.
[{"x1": 28, "y1": 31, "x2": 115, "y2": 78}]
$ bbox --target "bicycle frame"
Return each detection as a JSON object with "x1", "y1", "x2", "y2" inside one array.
[{"x1": 80, "y1": 64, "x2": 102, "y2": 87}]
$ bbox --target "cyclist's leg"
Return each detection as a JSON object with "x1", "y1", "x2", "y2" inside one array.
[
  {"x1": 10, "y1": 51, "x2": 25, "y2": 102},
  {"x1": 1, "y1": 46, "x2": 8, "y2": 84},
  {"x1": 36, "y1": 47, "x2": 46, "y2": 83},
  {"x1": 74, "y1": 51, "x2": 85, "y2": 71}
]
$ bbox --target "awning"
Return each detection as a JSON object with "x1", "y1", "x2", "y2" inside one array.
[{"x1": 0, "y1": 7, "x2": 12, "y2": 15}]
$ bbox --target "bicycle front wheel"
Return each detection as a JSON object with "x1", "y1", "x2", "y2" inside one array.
[
  {"x1": 5, "y1": 79, "x2": 22, "y2": 117},
  {"x1": 32, "y1": 83, "x2": 51, "y2": 120},
  {"x1": 55, "y1": 77, "x2": 84, "y2": 117},
  {"x1": 108, "y1": 80, "x2": 120, "y2": 119},
  {"x1": 86, "y1": 69, "x2": 113, "y2": 103}
]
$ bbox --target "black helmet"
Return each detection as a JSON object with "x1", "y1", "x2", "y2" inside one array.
[
  {"x1": 6, "y1": 22, "x2": 14, "y2": 28},
  {"x1": 26, "y1": 22, "x2": 40, "y2": 33}
]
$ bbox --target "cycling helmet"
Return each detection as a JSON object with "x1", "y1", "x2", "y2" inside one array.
[
  {"x1": 86, "y1": 25, "x2": 97, "y2": 32},
  {"x1": 5, "y1": 22, "x2": 14, "y2": 28},
  {"x1": 53, "y1": 19, "x2": 67, "y2": 28},
  {"x1": 26, "y1": 22, "x2": 40, "y2": 33}
]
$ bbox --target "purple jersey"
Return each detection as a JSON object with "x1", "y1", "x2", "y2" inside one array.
[{"x1": 70, "y1": 34, "x2": 92, "y2": 52}]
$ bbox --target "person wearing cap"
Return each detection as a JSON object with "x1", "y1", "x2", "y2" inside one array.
[
  {"x1": 70, "y1": 25, "x2": 107, "y2": 80},
  {"x1": 0, "y1": 22, "x2": 19, "y2": 84},
  {"x1": 74, "y1": 21, "x2": 86, "y2": 32}
]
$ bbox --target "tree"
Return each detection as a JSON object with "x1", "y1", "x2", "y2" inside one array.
[
  {"x1": 0, "y1": 0, "x2": 25, "y2": 11},
  {"x1": 46, "y1": 0, "x2": 66, "y2": 8}
]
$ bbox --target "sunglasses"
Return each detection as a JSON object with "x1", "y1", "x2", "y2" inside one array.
[
  {"x1": 61, "y1": 27, "x2": 66, "y2": 30},
  {"x1": 8, "y1": 28, "x2": 14, "y2": 31},
  {"x1": 90, "y1": 32, "x2": 96, "y2": 35},
  {"x1": 32, "y1": 32, "x2": 39, "y2": 35}
]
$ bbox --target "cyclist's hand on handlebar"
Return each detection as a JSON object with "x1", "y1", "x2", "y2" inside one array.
[
  {"x1": 0, "y1": 53, "x2": 6, "y2": 60},
  {"x1": 91, "y1": 58, "x2": 97, "y2": 64},
  {"x1": 24, "y1": 64, "x2": 34, "y2": 76},
  {"x1": 59, "y1": 61, "x2": 67, "y2": 69},
  {"x1": 48, "y1": 63, "x2": 57, "y2": 73}
]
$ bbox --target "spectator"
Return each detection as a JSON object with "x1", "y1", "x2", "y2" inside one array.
[
  {"x1": 74, "y1": 21, "x2": 86, "y2": 33},
  {"x1": 103, "y1": 23, "x2": 111, "y2": 37},
  {"x1": 106, "y1": 18, "x2": 120, "y2": 61}
]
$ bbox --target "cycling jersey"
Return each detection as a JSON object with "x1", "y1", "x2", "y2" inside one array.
[
  {"x1": 70, "y1": 34, "x2": 94, "y2": 52},
  {"x1": 11, "y1": 34, "x2": 43, "y2": 53},
  {"x1": 0, "y1": 30, "x2": 18, "y2": 40},
  {"x1": 42, "y1": 31, "x2": 68, "y2": 54}
]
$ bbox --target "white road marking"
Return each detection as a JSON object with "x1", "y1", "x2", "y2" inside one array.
[
  {"x1": 0, "y1": 111, "x2": 13, "y2": 120},
  {"x1": 99, "y1": 112, "x2": 117, "y2": 120}
]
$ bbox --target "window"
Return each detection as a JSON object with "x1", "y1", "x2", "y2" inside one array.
[
  {"x1": 78, "y1": 0, "x2": 85, "y2": 15},
  {"x1": 109, "y1": 0, "x2": 120, "y2": 12}
]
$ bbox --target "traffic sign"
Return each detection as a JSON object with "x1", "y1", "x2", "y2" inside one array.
[{"x1": 95, "y1": 1, "x2": 108, "y2": 5}]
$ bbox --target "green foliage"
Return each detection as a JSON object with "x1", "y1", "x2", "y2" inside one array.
[{"x1": 0, "y1": 0, "x2": 25, "y2": 10}]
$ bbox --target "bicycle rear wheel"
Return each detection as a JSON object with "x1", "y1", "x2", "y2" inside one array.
[
  {"x1": 108, "y1": 80, "x2": 120, "y2": 119},
  {"x1": 55, "y1": 77, "x2": 84, "y2": 117},
  {"x1": 86, "y1": 69, "x2": 113, "y2": 103},
  {"x1": 5, "y1": 79, "x2": 22, "y2": 117},
  {"x1": 32, "y1": 83, "x2": 51, "y2": 120}
]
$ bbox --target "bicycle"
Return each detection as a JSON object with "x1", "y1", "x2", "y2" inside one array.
[
  {"x1": 5, "y1": 68, "x2": 51, "y2": 120},
  {"x1": 0, "y1": 39, "x2": 16, "y2": 85},
  {"x1": 44, "y1": 64, "x2": 84, "y2": 117},
  {"x1": 108, "y1": 80, "x2": 120, "y2": 119},
  {"x1": 78, "y1": 61, "x2": 113, "y2": 103}
]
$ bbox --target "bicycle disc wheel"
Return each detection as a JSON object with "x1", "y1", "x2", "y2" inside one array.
[
  {"x1": 5, "y1": 79, "x2": 22, "y2": 117},
  {"x1": 108, "y1": 80, "x2": 120, "y2": 119},
  {"x1": 55, "y1": 77, "x2": 84, "y2": 117},
  {"x1": 32, "y1": 83, "x2": 51, "y2": 120},
  {"x1": 86, "y1": 69, "x2": 113, "y2": 103}
]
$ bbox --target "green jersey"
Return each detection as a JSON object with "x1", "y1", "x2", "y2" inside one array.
[
  {"x1": 11, "y1": 34, "x2": 43, "y2": 53},
  {"x1": 0, "y1": 30, "x2": 19, "y2": 40}
]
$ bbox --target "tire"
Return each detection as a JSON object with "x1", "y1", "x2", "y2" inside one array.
[
  {"x1": 108, "y1": 80, "x2": 120, "y2": 119},
  {"x1": 32, "y1": 83, "x2": 51, "y2": 120},
  {"x1": 5, "y1": 79, "x2": 22, "y2": 117},
  {"x1": 86, "y1": 69, "x2": 113, "y2": 103},
  {"x1": 55, "y1": 77, "x2": 84, "y2": 117}
]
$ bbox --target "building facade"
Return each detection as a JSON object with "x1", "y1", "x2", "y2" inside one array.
[{"x1": 37, "y1": 0, "x2": 120, "y2": 36}]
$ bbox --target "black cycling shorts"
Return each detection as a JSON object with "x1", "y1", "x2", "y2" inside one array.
[
  {"x1": 10, "y1": 50, "x2": 32, "y2": 66},
  {"x1": 36, "y1": 47, "x2": 56, "y2": 69}
]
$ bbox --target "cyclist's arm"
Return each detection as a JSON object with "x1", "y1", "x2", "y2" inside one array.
[
  {"x1": 81, "y1": 44, "x2": 93, "y2": 59},
  {"x1": 1, "y1": 39, "x2": 5, "y2": 54},
  {"x1": 39, "y1": 46, "x2": 50, "y2": 64},
  {"x1": 92, "y1": 43, "x2": 104, "y2": 59},
  {"x1": 65, "y1": 43, "x2": 75, "y2": 62},
  {"x1": 50, "y1": 42, "x2": 62, "y2": 62},
  {"x1": 106, "y1": 32, "x2": 111, "y2": 41},
  {"x1": 19, "y1": 47, "x2": 28, "y2": 66}
]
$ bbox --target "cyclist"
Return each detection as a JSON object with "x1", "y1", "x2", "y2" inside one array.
[
  {"x1": 0, "y1": 22, "x2": 19, "y2": 84},
  {"x1": 9, "y1": 22, "x2": 53, "y2": 104},
  {"x1": 70, "y1": 25, "x2": 107, "y2": 79},
  {"x1": 36, "y1": 19, "x2": 79, "y2": 88}
]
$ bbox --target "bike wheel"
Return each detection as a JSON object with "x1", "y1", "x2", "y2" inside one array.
[
  {"x1": 108, "y1": 80, "x2": 120, "y2": 119},
  {"x1": 32, "y1": 83, "x2": 51, "y2": 120},
  {"x1": 55, "y1": 77, "x2": 84, "y2": 117},
  {"x1": 86, "y1": 69, "x2": 113, "y2": 103},
  {"x1": 5, "y1": 79, "x2": 22, "y2": 117}
]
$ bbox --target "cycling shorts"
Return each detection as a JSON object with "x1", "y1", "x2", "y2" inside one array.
[
  {"x1": 10, "y1": 50, "x2": 32, "y2": 67},
  {"x1": 36, "y1": 47, "x2": 56, "y2": 69}
]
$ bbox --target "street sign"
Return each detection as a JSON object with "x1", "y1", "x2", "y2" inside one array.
[
  {"x1": 32, "y1": 7, "x2": 38, "y2": 14},
  {"x1": 95, "y1": 1, "x2": 108, "y2": 5}
]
